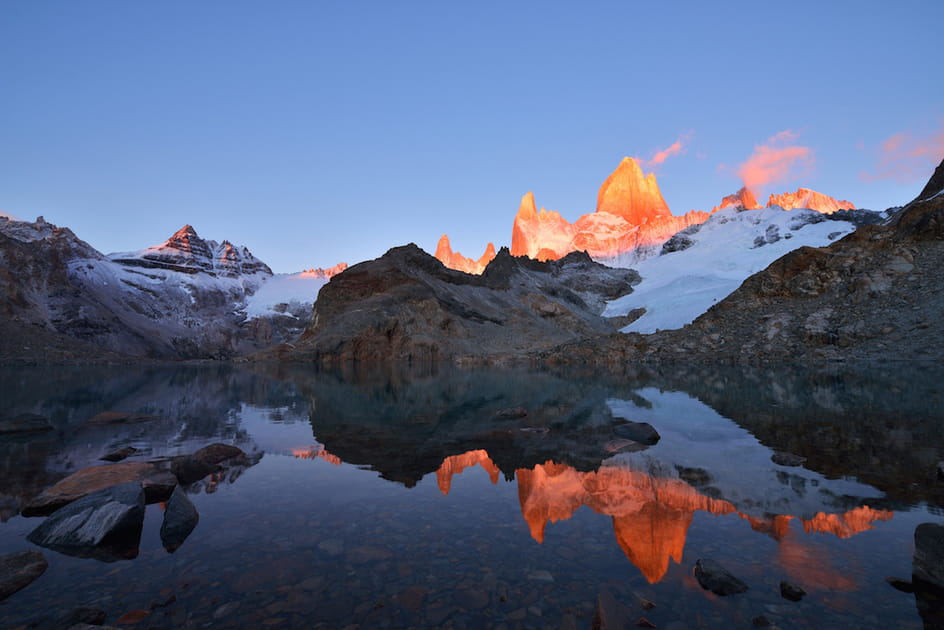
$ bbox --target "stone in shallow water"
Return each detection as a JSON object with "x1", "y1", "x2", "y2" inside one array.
[
  {"x1": 27, "y1": 481, "x2": 145, "y2": 562},
  {"x1": 914, "y1": 522, "x2": 944, "y2": 590},
  {"x1": 693, "y1": 559, "x2": 749, "y2": 596},
  {"x1": 771, "y1": 451, "x2": 806, "y2": 467},
  {"x1": 779, "y1": 580, "x2": 806, "y2": 601},
  {"x1": 160, "y1": 485, "x2": 199, "y2": 552},
  {"x1": 592, "y1": 590, "x2": 632, "y2": 629},
  {"x1": 612, "y1": 421, "x2": 660, "y2": 445},
  {"x1": 22, "y1": 462, "x2": 176, "y2": 516},
  {"x1": 0, "y1": 549, "x2": 48, "y2": 601}
]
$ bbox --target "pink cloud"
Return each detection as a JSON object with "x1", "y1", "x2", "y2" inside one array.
[
  {"x1": 860, "y1": 126, "x2": 944, "y2": 183},
  {"x1": 639, "y1": 132, "x2": 693, "y2": 169},
  {"x1": 736, "y1": 130, "x2": 814, "y2": 191}
]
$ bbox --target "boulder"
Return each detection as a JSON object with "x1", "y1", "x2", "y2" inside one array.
[
  {"x1": 160, "y1": 486, "x2": 199, "y2": 552},
  {"x1": 914, "y1": 522, "x2": 944, "y2": 590},
  {"x1": 693, "y1": 559, "x2": 749, "y2": 595},
  {"x1": 27, "y1": 481, "x2": 145, "y2": 562},
  {"x1": 780, "y1": 580, "x2": 806, "y2": 601},
  {"x1": 612, "y1": 421, "x2": 660, "y2": 445},
  {"x1": 0, "y1": 549, "x2": 48, "y2": 601},
  {"x1": 170, "y1": 443, "x2": 249, "y2": 485},
  {"x1": 22, "y1": 462, "x2": 176, "y2": 516}
]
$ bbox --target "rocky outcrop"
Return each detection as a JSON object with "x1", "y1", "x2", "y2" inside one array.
[
  {"x1": 544, "y1": 159, "x2": 944, "y2": 363},
  {"x1": 766, "y1": 187, "x2": 855, "y2": 214},
  {"x1": 278, "y1": 244, "x2": 639, "y2": 363},
  {"x1": 434, "y1": 235, "x2": 496, "y2": 274},
  {"x1": 712, "y1": 187, "x2": 762, "y2": 212},
  {"x1": 510, "y1": 159, "x2": 710, "y2": 264},
  {"x1": 27, "y1": 481, "x2": 146, "y2": 561}
]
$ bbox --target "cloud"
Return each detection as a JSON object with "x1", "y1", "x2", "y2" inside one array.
[
  {"x1": 639, "y1": 132, "x2": 693, "y2": 169},
  {"x1": 859, "y1": 125, "x2": 944, "y2": 183},
  {"x1": 736, "y1": 130, "x2": 814, "y2": 192}
]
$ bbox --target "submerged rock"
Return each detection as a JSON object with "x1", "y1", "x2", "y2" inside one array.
[
  {"x1": 612, "y1": 421, "x2": 660, "y2": 445},
  {"x1": 693, "y1": 558, "x2": 749, "y2": 595},
  {"x1": 22, "y1": 461, "x2": 176, "y2": 516},
  {"x1": 0, "y1": 549, "x2": 48, "y2": 601},
  {"x1": 780, "y1": 580, "x2": 806, "y2": 601},
  {"x1": 592, "y1": 590, "x2": 632, "y2": 629},
  {"x1": 771, "y1": 451, "x2": 806, "y2": 467},
  {"x1": 85, "y1": 411, "x2": 154, "y2": 425},
  {"x1": 160, "y1": 486, "x2": 199, "y2": 552},
  {"x1": 494, "y1": 407, "x2": 528, "y2": 419},
  {"x1": 27, "y1": 481, "x2": 145, "y2": 562}
]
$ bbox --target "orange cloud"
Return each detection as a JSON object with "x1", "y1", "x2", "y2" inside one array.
[
  {"x1": 736, "y1": 130, "x2": 814, "y2": 192},
  {"x1": 640, "y1": 132, "x2": 692, "y2": 169},
  {"x1": 859, "y1": 125, "x2": 944, "y2": 183}
]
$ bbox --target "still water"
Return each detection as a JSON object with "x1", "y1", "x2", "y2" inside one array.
[{"x1": 1, "y1": 363, "x2": 942, "y2": 629}]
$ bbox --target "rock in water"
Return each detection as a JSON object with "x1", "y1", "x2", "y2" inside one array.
[
  {"x1": 27, "y1": 481, "x2": 145, "y2": 561},
  {"x1": 100, "y1": 446, "x2": 138, "y2": 462},
  {"x1": 612, "y1": 421, "x2": 660, "y2": 445},
  {"x1": 780, "y1": 580, "x2": 806, "y2": 601},
  {"x1": 693, "y1": 558, "x2": 749, "y2": 595},
  {"x1": 22, "y1": 462, "x2": 176, "y2": 516},
  {"x1": 170, "y1": 443, "x2": 249, "y2": 484},
  {"x1": 0, "y1": 549, "x2": 48, "y2": 601},
  {"x1": 0, "y1": 413, "x2": 53, "y2": 434},
  {"x1": 160, "y1": 486, "x2": 199, "y2": 552},
  {"x1": 914, "y1": 522, "x2": 944, "y2": 590}
]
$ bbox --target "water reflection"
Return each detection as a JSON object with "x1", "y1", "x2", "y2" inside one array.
[{"x1": 1, "y1": 361, "x2": 942, "y2": 629}]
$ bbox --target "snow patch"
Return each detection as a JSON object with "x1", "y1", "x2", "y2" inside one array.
[
  {"x1": 603, "y1": 207, "x2": 857, "y2": 333},
  {"x1": 244, "y1": 272, "x2": 330, "y2": 318}
]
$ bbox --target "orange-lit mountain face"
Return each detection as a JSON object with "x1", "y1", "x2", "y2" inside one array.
[
  {"x1": 434, "y1": 235, "x2": 496, "y2": 275},
  {"x1": 511, "y1": 158, "x2": 711, "y2": 262},
  {"x1": 433, "y1": 450, "x2": 894, "y2": 585},
  {"x1": 712, "y1": 187, "x2": 762, "y2": 212},
  {"x1": 435, "y1": 158, "x2": 858, "y2": 273},
  {"x1": 767, "y1": 187, "x2": 856, "y2": 214}
]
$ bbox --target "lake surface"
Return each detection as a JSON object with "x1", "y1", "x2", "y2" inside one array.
[{"x1": 1, "y1": 362, "x2": 943, "y2": 629}]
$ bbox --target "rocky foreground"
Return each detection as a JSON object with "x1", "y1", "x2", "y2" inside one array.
[{"x1": 541, "y1": 159, "x2": 944, "y2": 364}]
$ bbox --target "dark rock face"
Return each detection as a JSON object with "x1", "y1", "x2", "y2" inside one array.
[
  {"x1": 612, "y1": 420, "x2": 660, "y2": 445},
  {"x1": 160, "y1": 486, "x2": 199, "y2": 552},
  {"x1": 22, "y1": 462, "x2": 177, "y2": 517},
  {"x1": 544, "y1": 158, "x2": 944, "y2": 364},
  {"x1": 914, "y1": 523, "x2": 944, "y2": 590},
  {"x1": 693, "y1": 559, "x2": 749, "y2": 595},
  {"x1": 780, "y1": 580, "x2": 806, "y2": 601},
  {"x1": 27, "y1": 481, "x2": 145, "y2": 561},
  {"x1": 278, "y1": 245, "x2": 638, "y2": 363},
  {"x1": 0, "y1": 550, "x2": 48, "y2": 601}
]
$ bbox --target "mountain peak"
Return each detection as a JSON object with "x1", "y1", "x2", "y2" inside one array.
[
  {"x1": 596, "y1": 157, "x2": 670, "y2": 222},
  {"x1": 766, "y1": 188, "x2": 855, "y2": 214},
  {"x1": 434, "y1": 234, "x2": 497, "y2": 274},
  {"x1": 713, "y1": 187, "x2": 761, "y2": 212}
]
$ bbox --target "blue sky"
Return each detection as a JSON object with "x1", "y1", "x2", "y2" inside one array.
[{"x1": 2, "y1": 1, "x2": 942, "y2": 272}]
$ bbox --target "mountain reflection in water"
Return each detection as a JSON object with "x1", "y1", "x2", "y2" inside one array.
[{"x1": 0, "y1": 361, "x2": 942, "y2": 629}]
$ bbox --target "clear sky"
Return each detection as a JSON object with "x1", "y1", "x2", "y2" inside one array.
[{"x1": 2, "y1": 1, "x2": 942, "y2": 272}]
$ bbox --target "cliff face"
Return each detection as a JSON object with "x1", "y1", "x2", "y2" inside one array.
[
  {"x1": 434, "y1": 235, "x2": 496, "y2": 274},
  {"x1": 277, "y1": 245, "x2": 639, "y2": 363}
]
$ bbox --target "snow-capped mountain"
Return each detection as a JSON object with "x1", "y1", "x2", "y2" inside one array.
[
  {"x1": 0, "y1": 216, "x2": 335, "y2": 359},
  {"x1": 602, "y1": 206, "x2": 875, "y2": 333}
]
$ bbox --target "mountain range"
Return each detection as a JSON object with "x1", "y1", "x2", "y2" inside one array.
[
  {"x1": 1, "y1": 157, "x2": 940, "y2": 364},
  {"x1": 436, "y1": 157, "x2": 860, "y2": 273}
]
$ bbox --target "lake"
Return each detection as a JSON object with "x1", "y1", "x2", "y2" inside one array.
[{"x1": 1, "y1": 362, "x2": 942, "y2": 629}]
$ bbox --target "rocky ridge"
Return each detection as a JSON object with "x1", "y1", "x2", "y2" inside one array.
[{"x1": 273, "y1": 245, "x2": 639, "y2": 363}]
